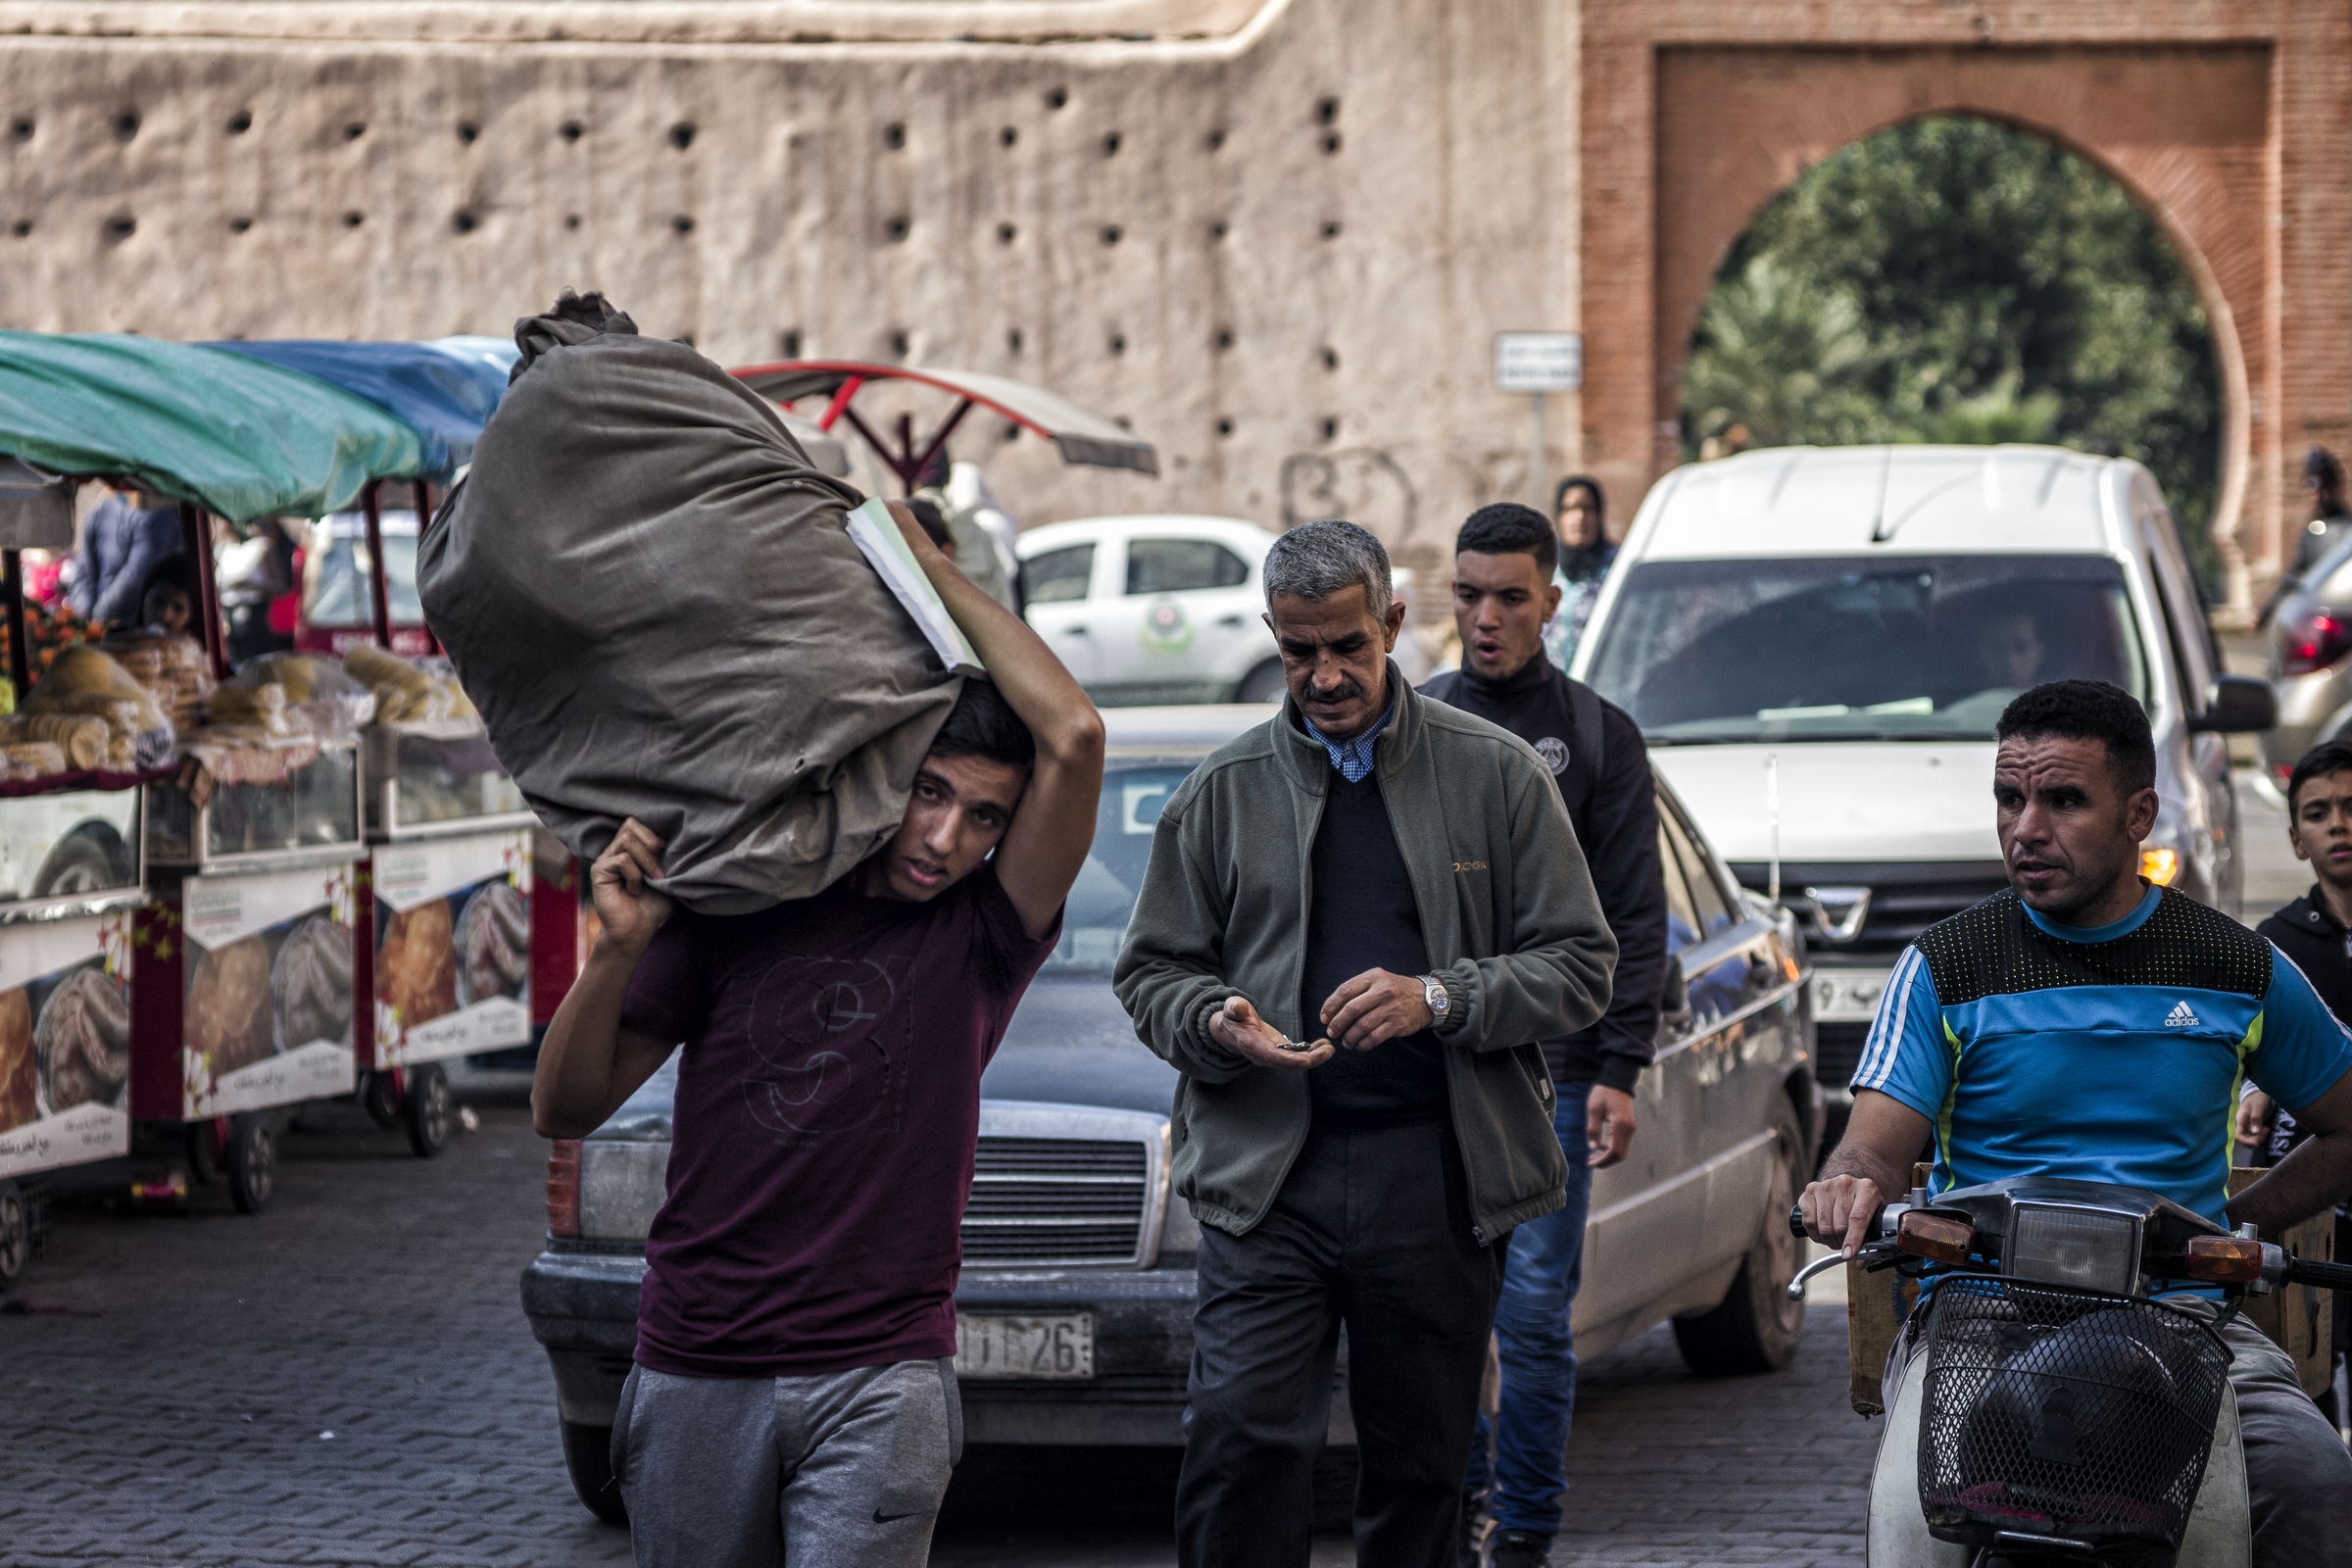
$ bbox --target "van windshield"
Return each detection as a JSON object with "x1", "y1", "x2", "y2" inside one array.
[
  {"x1": 1583, "y1": 554, "x2": 2148, "y2": 744},
  {"x1": 303, "y1": 514, "x2": 422, "y2": 628}
]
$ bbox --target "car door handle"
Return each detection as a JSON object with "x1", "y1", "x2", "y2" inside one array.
[
  {"x1": 1215, "y1": 614, "x2": 1246, "y2": 627},
  {"x1": 1060, "y1": 625, "x2": 1091, "y2": 635}
]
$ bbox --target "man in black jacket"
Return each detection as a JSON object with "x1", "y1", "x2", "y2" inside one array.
[
  {"x1": 2246, "y1": 737, "x2": 2352, "y2": 1425},
  {"x1": 1422, "y1": 503, "x2": 1668, "y2": 1568}
]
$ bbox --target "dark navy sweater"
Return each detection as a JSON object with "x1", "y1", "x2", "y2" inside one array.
[{"x1": 1299, "y1": 771, "x2": 1446, "y2": 1125}]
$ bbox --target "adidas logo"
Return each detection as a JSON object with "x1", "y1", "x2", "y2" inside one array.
[{"x1": 2165, "y1": 1001, "x2": 2198, "y2": 1029}]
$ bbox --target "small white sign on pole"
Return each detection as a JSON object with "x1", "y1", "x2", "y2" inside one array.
[{"x1": 1493, "y1": 332, "x2": 1583, "y2": 394}]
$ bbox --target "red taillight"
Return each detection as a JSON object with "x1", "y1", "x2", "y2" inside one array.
[
  {"x1": 2282, "y1": 612, "x2": 2352, "y2": 675},
  {"x1": 547, "y1": 1139, "x2": 581, "y2": 1238}
]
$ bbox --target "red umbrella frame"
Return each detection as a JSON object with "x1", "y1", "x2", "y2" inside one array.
[{"x1": 728, "y1": 361, "x2": 1159, "y2": 493}]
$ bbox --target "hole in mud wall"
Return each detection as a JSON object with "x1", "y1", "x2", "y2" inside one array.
[
  {"x1": 1002, "y1": 421, "x2": 1021, "y2": 443},
  {"x1": 1102, "y1": 131, "x2": 1121, "y2": 156},
  {"x1": 1323, "y1": 133, "x2": 1342, "y2": 155},
  {"x1": 1321, "y1": 220, "x2": 1342, "y2": 239},
  {"x1": 1316, "y1": 98, "x2": 1340, "y2": 125},
  {"x1": 1206, "y1": 127, "x2": 1225, "y2": 151},
  {"x1": 113, "y1": 111, "x2": 138, "y2": 142},
  {"x1": 457, "y1": 122, "x2": 479, "y2": 144},
  {"x1": 1320, "y1": 417, "x2": 1339, "y2": 441},
  {"x1": 228, "y1": 216, "x2": 252, "y2": 233},
  {"x1": 1108, "y1": 333, "x2": 1126, "y2": 356},
  {"x1": 1045, "y1": 88, "x2": 1068, "y2": 111},
  {"x1": 673, "y1": 216, "x2": 695, "y2": 235},
  {"x1": 1321, "y1": 346, "x2": 1339, "y2": 370},
  {"x1": 884, "y1": 122, "x2": 906, "y2": 151},
  {"x1": 564, "y1": 214, "x2": 580, "y2": 230},
  {"x1": 344, "y1": 122, "x2": 367, "y2": 140},
  {"x1": 1101, "y1": 224, "x2": 1122, "y2": 245},
  {"x1": 345, "y1": 212, "x2": 364, "y2": 227},
  {"x1": 452, "y1": 211, "x2": 477, "y2": 234},
  {"x1": 103, "y1": 214, "x2": 135, "y2": 240},
  {"x1": 1214, "y1": 328, "x2": 1234, "y2": 351},
  {"x1": 1209, "y1": 220, "x2": 1228, "y2": 240},
  {"x1": 1216, "y1": 417, "x2": 1234, "y2": 437},
  {"x1": 780, "y1": 329, "x2": 802, "y2": 358},
  {"x1": 10, "y1": 220, "x2": 28, "y2": 237},
  {"x1": 9, "y1": 118, "x2": 31, "y2": 141},
  {"x1": 560, "y1": 121, "x2": 583, "y2": 142},
  {"x1": 890, "y1": 329, "x2": 910, "y2": 358},
  {"x1": 886, "y1": 216, "x2": 911, "y2": 242},
  {"x1": 1001, "y1": 126, "x2": 1017, "y2": 148},
  {"x1": 998, "y1": 222, "x2": 1017, "y2": 244},
  {"x1": 669, "y1": 122, "x2": 695, "y2": 150},
  {"x1": 1006, "y1": 328, "x2": 1023, "y2": 354},
  {"x1": 225, "y1": 111, "x2": 251, "y2": 135}
]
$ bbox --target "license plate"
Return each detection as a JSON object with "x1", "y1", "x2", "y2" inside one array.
[
  {"x1": 954, "y1": 1312, "x2": 1095, "y2": 1380},
  {"x1": 1813, "y1": 967, "x2": 1892, "y2": 1023}
]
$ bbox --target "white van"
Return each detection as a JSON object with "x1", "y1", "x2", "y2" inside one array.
[{"x1": 1570, "y1": 445, "x2": 2274, "y2": 1136}]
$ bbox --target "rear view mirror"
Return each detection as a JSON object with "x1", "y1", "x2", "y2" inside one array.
[{"x1": 2185, "y1": 673, "x2": 2277, "y2": 734}]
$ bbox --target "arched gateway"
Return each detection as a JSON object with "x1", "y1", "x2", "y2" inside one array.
[{"x1": 1581, "y1": 4, "x2": 2351, "y2": 612}]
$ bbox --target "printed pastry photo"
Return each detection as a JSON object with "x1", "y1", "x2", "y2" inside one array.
[
  {"x1": 188, "y1": 937, "x2": 273, "y2": 1077},
  {"x1": 0, "y1": 987, "x2": 33, "y2": 1130},
  {"x1": 274, "y1": 913, "x2": 355, "y2": 1050},
  {"x1": 457, "y1": 880, "x2": 529, "y2": 1005},
  {"x1": 379, "y1": 900, "x2": 458, "y2": 1026},
  {"x1": 38, "y1": 964, "x2": 131, "y2": 1111}
]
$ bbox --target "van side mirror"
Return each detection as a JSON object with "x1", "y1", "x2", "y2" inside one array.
[{"x1": 2186, "y1": 674, "x2": 2277, "y2": 734}]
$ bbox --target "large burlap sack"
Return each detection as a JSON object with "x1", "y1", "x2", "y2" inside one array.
[{"x1": 417, "y1": 292, "x2": 964, "y2": 914}]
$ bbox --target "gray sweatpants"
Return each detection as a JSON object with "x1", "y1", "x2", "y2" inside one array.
[
  {"x1": 611, "y1": 1358, "x2": 962, "y2": 1568},
  {"x1": 1889, "y1": 1297, "x2": 2352, "y2": 1568}
]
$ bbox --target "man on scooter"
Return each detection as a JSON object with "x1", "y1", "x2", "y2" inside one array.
[{"x1": 1800, "y1": 679, "x2": 2352, "y2": 1567}]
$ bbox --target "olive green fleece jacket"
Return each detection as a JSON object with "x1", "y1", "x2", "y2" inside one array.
[{"x1": 1111, "y1": 664, "x2": 1617, "y2": 1245}]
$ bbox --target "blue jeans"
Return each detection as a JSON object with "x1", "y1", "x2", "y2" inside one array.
[{"x1": 1461, "y1": 1082, "x2": 1593, "y2": 1541}]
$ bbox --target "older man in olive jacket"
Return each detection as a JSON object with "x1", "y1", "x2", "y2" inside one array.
[{"x1": 1113, "y1": 519, "x2": 1615, "y2": 1568}]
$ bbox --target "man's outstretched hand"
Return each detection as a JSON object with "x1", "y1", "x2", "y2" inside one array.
[{"x1": 1209, "y1": 997, "x2": 1335, "y2": 1072}]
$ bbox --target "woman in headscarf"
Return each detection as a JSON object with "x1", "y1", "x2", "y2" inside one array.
[{"x1": 1541, "y1": 474, "x2": 1615, "y2": 671}]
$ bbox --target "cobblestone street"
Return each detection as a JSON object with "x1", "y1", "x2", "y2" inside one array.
[{"x1": 0, "y1": 1094, "x2": 1873, "y2": 1568}]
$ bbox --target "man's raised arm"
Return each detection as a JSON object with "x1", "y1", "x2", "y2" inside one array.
[{"x1": 887, "y1": 501, "x2": 1103, "y2": 938}]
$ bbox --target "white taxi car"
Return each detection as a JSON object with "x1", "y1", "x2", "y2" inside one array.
[{"x1": 1017, "y1": 515, "x2": 1285, "y2": 706}]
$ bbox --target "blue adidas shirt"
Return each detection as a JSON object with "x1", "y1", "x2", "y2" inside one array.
[{"x1": 1852, "y1": 883, "x2": 2352, "y2": 1232}]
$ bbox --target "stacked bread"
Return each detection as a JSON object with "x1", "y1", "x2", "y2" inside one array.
[
  {"x1": 105, "y1": 634, "x2": 215, "y2": 732},
  {"x1": 345, "y1": 645, "x2": 475, "y2": 724},
  {"x1": 229, "y1": 653, "x2": 376, "y2": 740},
  {"x1": 203, "y1": 682, "x2": 309, "y2": 741},
  {"x1": 22, "y1": 645, "x2": 175, "y2": 770}
]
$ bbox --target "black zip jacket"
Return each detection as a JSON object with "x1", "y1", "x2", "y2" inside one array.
[{"x1": 1421, "y1": 659, "x2": 1665, "y2": 1093}]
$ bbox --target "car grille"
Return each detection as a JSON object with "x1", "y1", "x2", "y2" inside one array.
[
  {"x1": 1816, "y1": 1021, "x2": 1868, "y2": 1098},
  {"x1": 962, "y1": 1136, "x2": 1151, "y2": 1265},
  {"x1": 1731, "y1": 861, "x2": 2010, "y2": 957}
]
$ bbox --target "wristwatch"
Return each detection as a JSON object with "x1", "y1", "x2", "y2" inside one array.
[{"x1": 1420, "y1": 974, "x2": 1451, "y2": 1021}]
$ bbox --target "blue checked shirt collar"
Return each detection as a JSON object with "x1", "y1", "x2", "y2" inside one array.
[{"x1": 1300, "y1": 697, "x2": 1395, "y2": 783}]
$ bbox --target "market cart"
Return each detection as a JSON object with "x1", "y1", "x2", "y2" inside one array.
[
  {"x1": 0, "y1": 329, "x2": 425, "y2": 1215},
  {"x1": 0, "y1": 457, "x2": 154, "y2": 1284},
  {"x1": 213, "y1": 341, "x2": 550, "y2": 1154}
]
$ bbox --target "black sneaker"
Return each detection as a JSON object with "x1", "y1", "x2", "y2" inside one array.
[{"x1": 1490, "y1": 1530, "x2": 1553, "y2": 1568}]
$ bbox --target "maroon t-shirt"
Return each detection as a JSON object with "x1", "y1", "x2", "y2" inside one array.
[{"x1": 618, "y1": 863, "x2": 1057, "y2": 1378}]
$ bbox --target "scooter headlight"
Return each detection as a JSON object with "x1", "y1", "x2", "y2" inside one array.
[{"x1": 2004, "y1": 1203, "x2": 2141, "y2": 1296}]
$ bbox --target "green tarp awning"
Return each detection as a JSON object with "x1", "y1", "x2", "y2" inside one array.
[{"x1": 0, "y1": 333, "x2": 426, "y2": 522}]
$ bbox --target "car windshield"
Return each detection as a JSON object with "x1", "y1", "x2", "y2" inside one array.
[
  {"x1": 1044, "y1": 756, "x2": 1202, "y2": 974},
  {"x1": 1583, "y1": 554, "x2": 2148, "y2": 744},
  {"x1": 303, "y1": 514, "x2": 422, "y2": 627}
]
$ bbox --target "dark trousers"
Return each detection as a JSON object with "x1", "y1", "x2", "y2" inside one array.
[{"x1": 1176, "y1": 1119, "x2": 1506, "y2": 1568}]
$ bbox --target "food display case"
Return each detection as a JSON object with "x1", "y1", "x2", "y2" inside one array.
[
  {"x1": 0, "y1": 794, "x2": 145, "y2": 1233},
  {"x1": 363, "y1": 718, "x2": 529, "y2": 840},
  {"x1": 130, "y1": 747, "x2": 367, "y2": 1209}
]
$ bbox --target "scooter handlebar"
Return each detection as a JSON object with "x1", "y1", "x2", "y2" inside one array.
[
  {"x1": 2284, "y1": 1255, "x2": 2352, "y2": 1293},
  {"x1": 1788, "y1": 1200, "x2": 1891, "y2": 1243}
]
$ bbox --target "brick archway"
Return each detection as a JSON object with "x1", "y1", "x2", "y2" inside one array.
[{"x1": 1581, "y1": 6, "x2": 2352, "y2": 611}]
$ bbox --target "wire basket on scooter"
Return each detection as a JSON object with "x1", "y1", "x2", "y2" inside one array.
[{"x1": 1917, "y1": 1276, "x2": 2230, "y2": 1562}]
